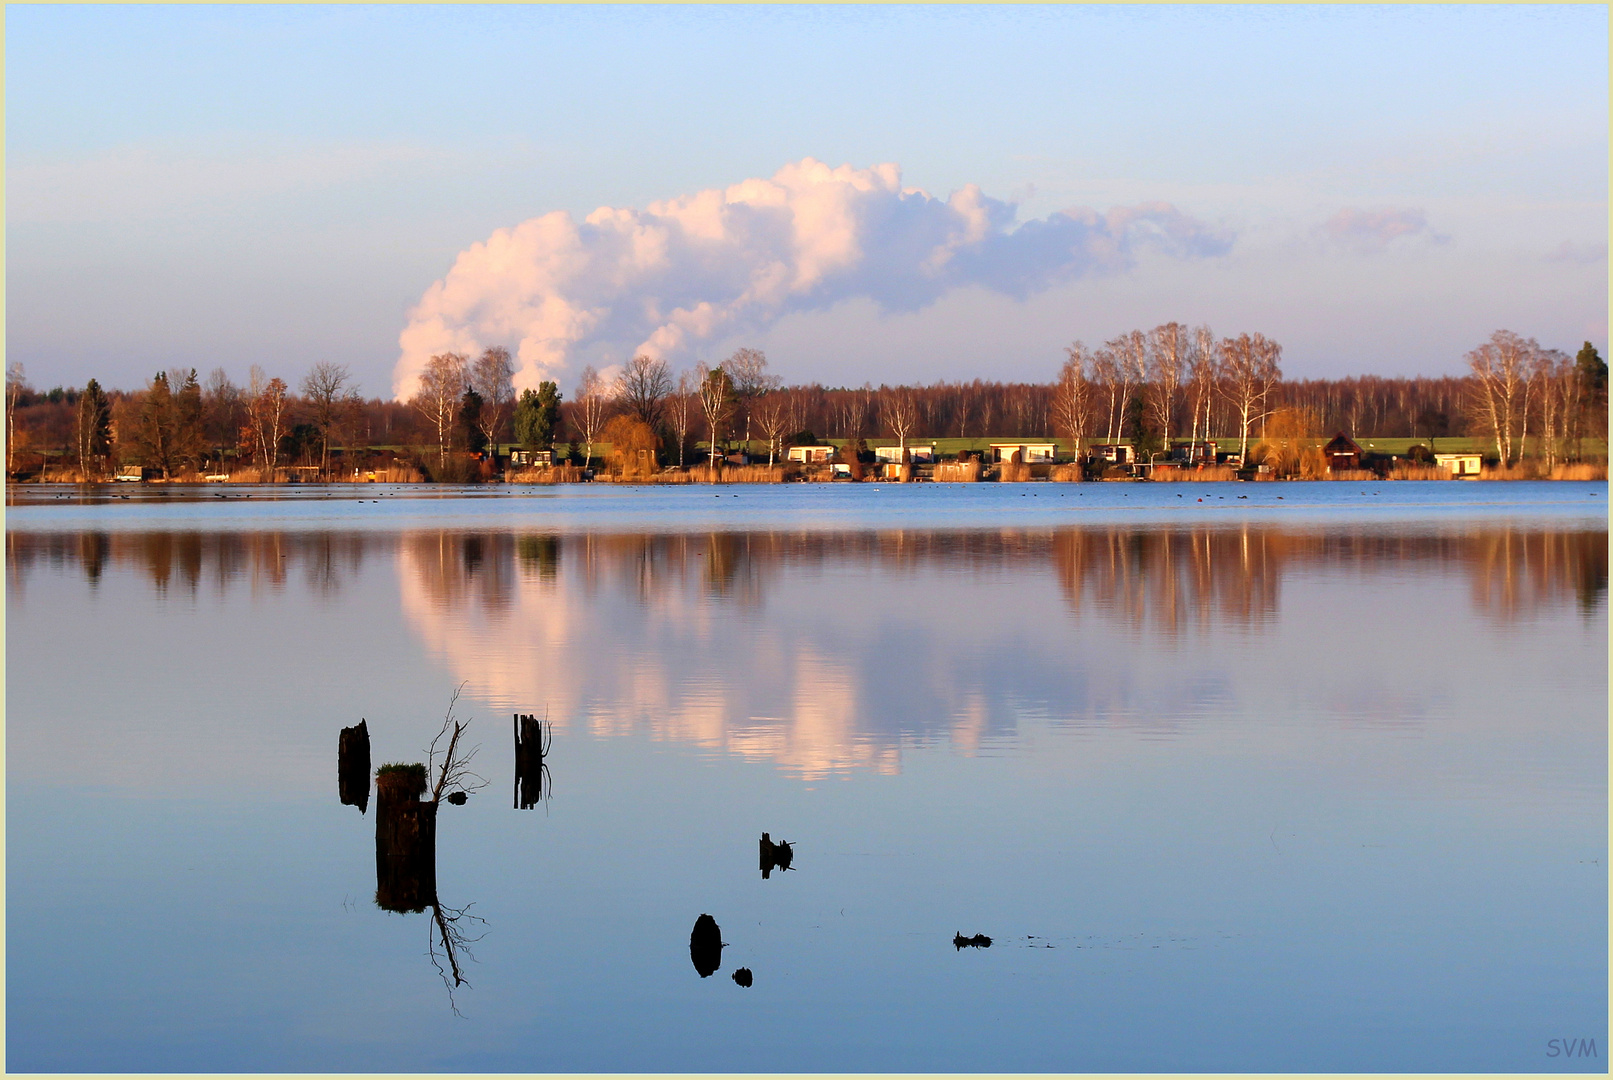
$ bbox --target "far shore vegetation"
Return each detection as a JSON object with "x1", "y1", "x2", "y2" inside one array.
[{"x1": 7, "y1": 327, "x2": 1606, "y2": 485}]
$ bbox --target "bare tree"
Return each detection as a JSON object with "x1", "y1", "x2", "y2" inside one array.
[
  {"x1": 203, "y1": 368, "x2": 242, "y2": 470},
  {"x1": 880, "y1": 387, "x2": 918, "y2": 456},
  {"x1": 1219, "y1": 332, "x2": 1283, "y2": 460},
  {"x1": 1115, "y1": 330, "x2": 1148, "y2": 443},
  {"x1": 1148, "y1": 322, "x2": 1188, "y2": 451},
  {"x1": 575, "y1": 366, "x2": 611, "y2": 470},
  {"x1": 428, "y1": 897, "x2": 486, "y2": 1016},
  {"x1": 754, "y1": 392, "x2": 790, "y2": 466},
  {"x1": 426, "y1": 685, "x2": 488, "y2": 805},
  {"x1": 1466, "y1": 330, "x2": 1535, "y2": 466},
  {"x1": 786, "y1": 386, "x2": 808, "y2": 437},
  {"x1": 412, "y1": 352, "x2": 469, "y2": 467},
  {"x1": 615, "y1": 354, "x2": 673, "y2": 429},
  {"x1": 1055, "y1": 342, "x2": 1095, "y2": 459},
  {"x1": 6, "y1": 362, "x2": 27, "y2": 474},
  {"x1": 696, "y1": 362, "x2": 736, "y2": 471},
  {"x1": 1090, "y1": 347, "x2": 1121, "y2": 443},
  {"x1": 1533, "y1": 348, "x2": 1571, "y2": 470},
  {"x1": 1187, "y1": 326, "x2": 1220, "y2": 445},
  {"x1": 301, "y1": 362, "x2": 356, "y2": 474},
  {"x1": 670, "y1": 370, "x2": 696, "y2": 468},
  {"x1": 724, "y1": 347, "x2": 778, "y2": 448},
  {"x1": 245, "y1": 366, "x2": 289, "y2": 475},
  {"x1": 470, "y1": 346, "x2": 515, "y2": 457}
]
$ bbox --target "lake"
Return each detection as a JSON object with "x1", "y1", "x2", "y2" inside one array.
[{"x1": 5, "y1": 481, "x2": 1607, "y2": 1071}]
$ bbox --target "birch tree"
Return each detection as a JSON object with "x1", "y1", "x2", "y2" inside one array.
[
  {"x1": 880, "y1": 388, "x2": 918, "y2": 457},
  {"x1": 575, "y1": 365, "x2": 612, "y2": 470},
  {"x1": 1091, "y1": 347, "x2": 1121, "y2": 443},
  {"x1": 1465, "y1": 330, "x2": 1533, "y2": 466},
  {"x1": 670, "y1": 370, "x2": 696, "y2": 468},
  {"x1": 696, "y1": 362, "x2": 736, "y2": 470},
  {"x1": 755, "y1": 391, "x2": 790, "y2": 466},
  {"x1": 411, "y1": 352, "x2": 469, "y2": 467},
  {"x1": 1219, "y1": 332, "x2": 1283, "y2": 461},
  {"x1": 6, "y1": 363, "x2": 27, "y2": 474},
  {"x1": 1054, "y1": 342, "x2": 1095, "y2": 459},
  {"x1": 1147, "y1": 322, "x2": 1188, "y2": 451},
  {"x1": 1186, "y1": 326, "x2": 1220, "y2": 445},
  {"x1": 724, "y1": 347, "x2": 778, "y2": 448}
]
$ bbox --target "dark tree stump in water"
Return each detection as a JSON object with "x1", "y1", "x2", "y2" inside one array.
[
  {"x1": 514, "y1": 713, "x2": 547, "y2": 809},
  {"x1": 375, "y1": 765, "x2": 436, "y2": 912},
  {"x1": 690, "y1": 913, "x2": 723, "y2": 978},
  {"x1": 338, "y1": 720, "x2": 371, "y2": 813},
  {"x1": 760, "y1": 832, "x2": 793, "y2": 879}
]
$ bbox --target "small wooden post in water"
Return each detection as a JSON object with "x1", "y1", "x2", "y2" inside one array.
[
  {"x1": 338, "y1": 720, "x2": 371, "y2": 813},
  {"x1": 513, "y1": 713, "x2": 546, "y2": 810}
]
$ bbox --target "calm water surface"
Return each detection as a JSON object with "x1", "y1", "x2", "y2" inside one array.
[{"x1": 6, "y1": 482, "x2": 1607, "y2": 1071}]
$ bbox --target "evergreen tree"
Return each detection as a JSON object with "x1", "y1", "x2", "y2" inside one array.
[
  {"x1": 514, "y1": 381, "x2": 562, "y2": 451},
  {"x1": 461, "y1": 388, "x2": 487, "y2": 454},
  {"x1": 76, "y1": 379, "x2": 112, "y2": 478},
  {"x1": 138, "y1": 372, "x2": 175, "y2": 477},
  {"x1": 173, "y1": 368, "x2": 205, "y2": 471},
  {"x1": 1576, "y1": 342, "x2": 1607, "y2": 394}
]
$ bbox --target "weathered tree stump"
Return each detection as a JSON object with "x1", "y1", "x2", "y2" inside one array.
[
  {"x1": 375, "y1": 764, "x2": 437, "y2": 913},
  {"x1": 689, "y1": 913, "x2": 723, "y2": 978},
  {"x1": 338, "y1": 720, "x2": 371, "y2": 813}
]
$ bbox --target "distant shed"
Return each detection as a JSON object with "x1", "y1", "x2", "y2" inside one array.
[
  {"x1": 1323, "y1": 433, "x2": 1363, "y2": 472},
  {"x1": 1434, "y1": 452, "x2": 1482, "y2": 478}
]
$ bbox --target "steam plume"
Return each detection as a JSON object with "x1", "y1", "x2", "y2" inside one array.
[{"x1": 393, "y1": 158, "x2": 1231, "y2": 398}]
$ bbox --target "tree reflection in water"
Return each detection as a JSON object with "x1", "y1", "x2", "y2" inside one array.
[
  {"x1": 10, "y1": 523, "x2": 1604, "y2": 626},
  {"x1": 365, "y1": 700, "x2": 490, "y2": 1015}
]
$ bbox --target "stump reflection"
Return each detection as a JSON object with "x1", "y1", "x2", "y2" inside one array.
[
  {"x1": 760, "y1": 832, "x2": 793, "y2": 879},
  {"x1": 513, "y1": 712, "x2": 551, "y2": 810},
  {"x1": 689, "y1": 913, "x2": 724, "y2": 978},
  {"x1": 375, "y1": 764, "x2": 436, "y2": 913},
  {"x1": 338, "y1": 720, "x2": 371, "y2": 813}
]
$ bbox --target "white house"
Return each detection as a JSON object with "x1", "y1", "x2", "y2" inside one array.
[
  {"x1": 991, "y1": 443, "x2": 1056, "y2": 463},
  {"x1": 874, "y1": 445, "x2": 934, "y2": 463},
  {"x1": 1434, "y1": 452, "x2": 1482, "y2": 478},
  {"x1": 787, "y1": 445, "x2": 832, "y2": 463}
]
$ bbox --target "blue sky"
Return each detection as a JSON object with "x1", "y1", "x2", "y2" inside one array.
[{"x1": 7, "y1": 4, "x2": 1606, "y2": 397}]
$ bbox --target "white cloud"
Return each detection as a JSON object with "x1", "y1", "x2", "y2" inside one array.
[
  {"x1": 1319, "y1": 205, "x2": 1447, "y2": 251},
  {"x1": 391, "y1": 158, "x2": 1233, "y2": 398}
]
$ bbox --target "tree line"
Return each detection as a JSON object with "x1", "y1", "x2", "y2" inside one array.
[{"x1": 5, "y1": 327, "x2": 1605, "y2": 479}]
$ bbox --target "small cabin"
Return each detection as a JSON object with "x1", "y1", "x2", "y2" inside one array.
[
  {"x1": 874, "y1": 445, "x2": 934, "y2": 464},
  {"x1": 1168, "y1": 440, "x2": 1217, "y2": 464},
  {"x1": 787, "y1": 445, "x2": 832, "y2": 464},
  {"x1": 1434, "y1": 452, "x2": 1483, "y2": 478},
  {"x1": 1092, "y1": 444, "x2": 1133, "y2": 465},
  {"x1": 509, "y1": 449, "x2": 554, "y2": 468},
  {"x1": 991, "y1": 443, "x2": 1056, "y2": 464},
  {"x1": 1323, "y1": 433, "x2": 1363, "y2": 472}
]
